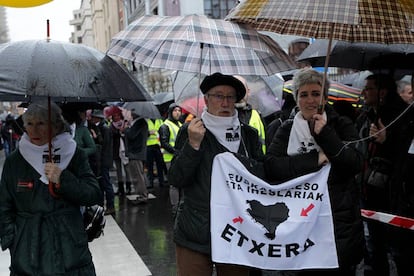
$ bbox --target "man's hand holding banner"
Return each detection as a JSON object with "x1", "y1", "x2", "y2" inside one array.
[{"x1": 211, "y1": 152, "x2": 338, "y2": 270}]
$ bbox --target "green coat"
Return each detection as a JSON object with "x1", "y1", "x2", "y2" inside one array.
[{"x1": 0, "y1": 148, "x2": 101, "y2": 275}]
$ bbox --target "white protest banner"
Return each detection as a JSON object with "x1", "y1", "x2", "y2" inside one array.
[{"x1": 211, "y1": 152, "x2": 338, "y2": 270}]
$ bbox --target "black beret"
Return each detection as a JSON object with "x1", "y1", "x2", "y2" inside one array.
[{"x1": 200, "y1": 72, "x2": 246, "y2": 102}]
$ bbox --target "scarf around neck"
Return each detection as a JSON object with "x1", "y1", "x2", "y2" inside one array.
[
  {"x1": 19, "y1": 132, "x2": 76, "y2": 184},
  {"x1": 201, "y1": 110, "x2": 241, "y2": 153},
  {"x1": 112, "y1": 119, "x2": 125, "y2": 130},
  {"x1": 287, "y1": 111, "x2": 326, "y2": 156}
]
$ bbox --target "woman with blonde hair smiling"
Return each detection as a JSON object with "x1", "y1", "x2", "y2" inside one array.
[{"x1": 265, "y1": 68, "x2": 364, "y2": 275}]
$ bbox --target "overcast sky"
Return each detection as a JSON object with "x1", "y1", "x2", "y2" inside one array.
[{"x1": 5, "y1": 0, "x2": 81, "y2": 42}]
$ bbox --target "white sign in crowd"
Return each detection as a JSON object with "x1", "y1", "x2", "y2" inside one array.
[{"x1": 211, "y1": 152, "x2": 338, "y2": 270}]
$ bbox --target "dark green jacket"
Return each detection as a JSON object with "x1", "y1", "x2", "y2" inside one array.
[
  {"x1": 0, "y1": 148, "x2": 101, "y2": 275},
  {"x1": 169, "y1": 122, "x2": 263, "y2": 255}
]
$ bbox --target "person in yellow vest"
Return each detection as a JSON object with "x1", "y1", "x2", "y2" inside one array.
[
  {"x1": 146, "y1": 118, "x2": 166, "y2": 188},
  {"x1": 159, "y1": 103, "x2": 182, "y2": 214},
  {"x1": 234, "y1": 75, "x2": 267, "y2": 153}
]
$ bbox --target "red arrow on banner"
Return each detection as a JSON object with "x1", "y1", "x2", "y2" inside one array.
[
  {"x1": 232, "y1": 216, "x2": 244, "y2": 224},
  {"x1": 301, "y1": 203, "x2": 315, "y2": 216}
]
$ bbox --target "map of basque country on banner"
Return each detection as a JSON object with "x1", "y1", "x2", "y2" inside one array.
[{"x1": 211, "y1": 152, "x2": 338, "y2": 270}]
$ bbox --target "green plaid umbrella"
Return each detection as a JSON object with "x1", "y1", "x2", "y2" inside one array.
[{"x1": 107, "y1": 14, "x2": 297, "y2": 76}]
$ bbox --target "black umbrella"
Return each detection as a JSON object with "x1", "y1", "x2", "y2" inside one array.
[
  {"x1": 297, "y1": 39, "x2": 414, "y2": 73},
  {"x1": 0, "y1": 39, "x2": 152, "y2": 102},
  {"x1": 0, "y1": 39, "x2": 152, "y2": 198},
  {"x1": 122, "y1": 101, "x2": 162, "y2": 119},
  {"x1": 152, "y1": 92, "x2": 174, "y2": 106}
]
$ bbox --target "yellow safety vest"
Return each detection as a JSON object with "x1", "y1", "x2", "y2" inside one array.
[
  {"x1": 146, "y1": 119, "x2": 163, "y2": 146},
  {"x1": 162, "y1": 119, "x2": 182, "y2": 162},
  {"x1": 249, "y1": 109, "x2": 266, "y2": 153}
]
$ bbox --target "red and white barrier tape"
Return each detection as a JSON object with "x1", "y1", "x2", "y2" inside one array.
[{"x1": 361, "y1": 209, "x2": 414, "y2": 230}]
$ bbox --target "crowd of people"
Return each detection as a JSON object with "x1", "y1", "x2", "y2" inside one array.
[{"x1": 0, "y1": 68, "x2": 412, "y2": 275}]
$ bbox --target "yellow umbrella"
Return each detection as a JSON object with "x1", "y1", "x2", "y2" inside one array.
[{"x1": 0, "y1": 0, "x2": 52, "y2": 8}]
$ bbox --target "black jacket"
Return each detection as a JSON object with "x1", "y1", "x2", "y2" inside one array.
[
  {"x1": 98, "y1": 121, "x2": 113, "y2": 169},
  {"x1": 388, "y1": 105, "x2": 414, "y2": 217},
  {"x1": 355, "y1": 95, "x2": 409, "y2": 215},
  {"x1": 124, "y1": 117, "x2": 148, "y2": 161},
  {"x1": 169, "y1": 122, "x2": 263, "y2": 255},
  {"x1": 265, "y1": 105, "x2": 365, "y2": 268}
]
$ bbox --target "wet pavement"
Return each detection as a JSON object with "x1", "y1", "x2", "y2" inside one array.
[{"x1": 112, "y1": 184, "x2": 177, "y2": 275}]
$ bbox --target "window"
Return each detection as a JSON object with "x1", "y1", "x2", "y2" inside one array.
[{"x1": 204, "y1": 0, "x2": 238, "y2": 19}]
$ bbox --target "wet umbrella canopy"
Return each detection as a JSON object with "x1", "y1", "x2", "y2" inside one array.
[
  {"x1": 226, "y1": 0, "x2": 414, "y2": 44},
  {"x1": 0, "y1": 40, "x2": 152, "y2": 103},
  {"x1": 122, "y1": 101, "x2": 162, "y2": 119},
  {"x1": 152, "y1": 92, "x2": 174, "y2": 106},
  {"x1": 0, "y1": 39, "x2": 152, "y2": 198},
  {"x1": 297, "y1": 39, "x2": 414, "y2": 72},
  {"x1": 107, "y1": 14, "x2": 297, "y2": 76}
]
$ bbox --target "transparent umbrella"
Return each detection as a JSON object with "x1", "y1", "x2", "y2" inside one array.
[{"x1": 173, "y1": 71, "x2": 284, "y2": 117}]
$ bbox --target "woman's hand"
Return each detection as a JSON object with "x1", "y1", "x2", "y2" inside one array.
[
  {"x1": 318, "y1": 151, "x2": 329, "y2": 166},
  {"x1": 311, "y1": 113, "x2": 326, "y2": 135},
  {"x1": 188, "y1": 118, "x2": 206, "y2": 150},
  {"x1": 44, "y1": 162, "x2": 62, "y2": 184},
  {"x1": 370, "y1": 119, "x2": 386, "y2": 144}
]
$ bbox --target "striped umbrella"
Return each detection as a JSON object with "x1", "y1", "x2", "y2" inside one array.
[
  {"x1": 107, "y1": 14, "x2": 297, "y2": 76},
  {"x1": 283, "y1": 80, "x2": 363, "y2": 105}
]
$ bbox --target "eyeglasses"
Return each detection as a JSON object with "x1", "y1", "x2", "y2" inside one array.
[{"x1": 207, "y1": 94, "x2": 237, "y2": 102}]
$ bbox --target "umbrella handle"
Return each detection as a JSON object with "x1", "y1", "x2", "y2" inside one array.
[
  {"x1": 47, "y1": 97, "x2": 59, "y2": 198},
  {"x1": 196, "y1": 42, "x2": 204, "y2": 117},
  {"x1": 318, "y1": 23, "x2": 335, "y2": 115}
]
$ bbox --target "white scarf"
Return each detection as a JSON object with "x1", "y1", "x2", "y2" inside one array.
[
  {"x1": 201, "y1": 110, "x2": 241, "y2": 153},
  {"x1": 19, "y1": 132, "x2": 76, "y2": 184},
  {"x1": 112, "y1": 120, "x2": 125, "y2": 130},
  {"x1": 287, "y1": 111, "x2": 326, "y2": 156}
]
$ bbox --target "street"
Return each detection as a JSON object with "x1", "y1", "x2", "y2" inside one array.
[{"x1": 0, "y1": 149, "x2": 396, "y2": 276}]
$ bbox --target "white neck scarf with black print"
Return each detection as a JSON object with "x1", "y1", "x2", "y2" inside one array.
[
  {"x1": 19, "y1": 132, "x2": 76, "y2": 184},
  {"x1": 287, "y1": 111, "x2": 326, "y2": 156},
  {"x1": 201, "y1": 110, "x2": 241, "y2": 153}
]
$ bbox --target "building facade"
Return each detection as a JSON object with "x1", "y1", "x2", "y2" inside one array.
[{"x1": 69, "y1": 0, "x2": 239, "y2": 94}]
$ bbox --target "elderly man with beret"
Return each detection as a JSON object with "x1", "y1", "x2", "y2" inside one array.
[{"x1": 168, "y1": 72, "x2": 264, "y2": 275}]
